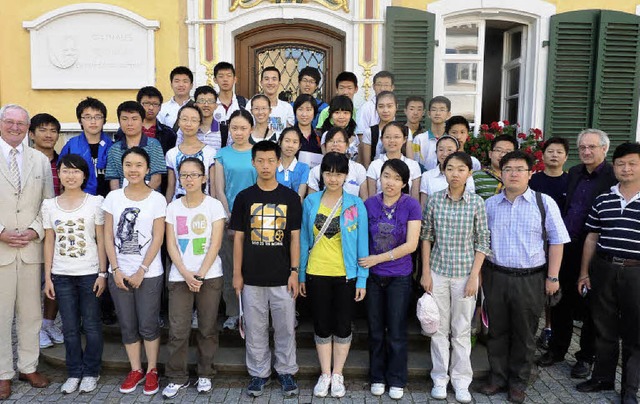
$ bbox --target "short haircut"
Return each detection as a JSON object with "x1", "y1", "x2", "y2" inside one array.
[
  {"x1": 76, "y1": 97, "x2": 107, "y2": 122},
  {"x1": 293, "y1": 94, "x2": 318, "y2": 116},
  {"x1": 328, "y1": 95, "x2": 353, "y2": 115},
  {"x1": 381, "y1": 121, "x2": 407, "y2": 139},
  {"x1": 121, "y1": 146, "x2": 150, "y2": 167},
  {"x1": 229, "y1": 108, "x2": 254, "y2": 127},
  {"x1": 612, "y1": 142, "x2": 640, "y2": 163},
  {"x1": 443, "y1": 151, "x2": 473, "y2": 171},
  {"x1": 278, "y1": 127, "x2": 305, "y2": 147},
  {"x1": 29, "y1": 113, "x2": 60, "y2": 134},
  {"x1": 214, "y1": 61, "x2": 236, "y2": 77},
  {"x1": 0, "y1": 104, "x2": 30, "y2": 124},
  {"x1": 491, "y1": 134, "x2": 518, "y2": 151},
  {"x1": 261, "y1": 66, "x2": 281, "y2": 81},
  {"x1": 177, "y1": 156, "x2": 207, "y2": 192},
  {"x1": 335, "y1": 71, "x2": 358, "y2": 89},
  {"x1": 499, "y1": 150, "x2": 534, "y2": 171},
  {"x1": 577, "y1": 128, "x2": 610, "y2": 154},
  {"x1": 542, "y1": 136, "x2": 569, "y2": 154},
  {"x1": 136, "y1": 86, "x2": 163, "y2": 104},
  {"x1": 429, "y1": 96, "x2": 451, "y2": 111},
  {"x1": 373, "y1": 70, "x2": 395, "y2": 85},
  {"x1": 57, "y1": 153, "x2": 90, "y2": 190},
  {"x1": 117, "y1": 101, "x2": 145, "y2": 120},
  {"x1": 177, "y1": 104, "x2": 203, "y2": 124},
  {"x1": 194, "y1": 85, "x2": 217, "y2": 100},
  {"x1": 445, "y1": 115, "x2": 470, "y2": 134},
  {"x1": 436, "y1": 135, "x2": 460, "y2": 150},
  {"x1": 170, "y1": 66, "x2": 193, "y2": 83},
  {"x1": 405, "y1": 95, "x2": 426, "y2": 108},
  {"x1": 299, "y1": 67, "x2": 321, "y2": 85},
  {"x1": 376, "y1": 91, "x2": 398, "y2": 106},
  {"x1": 252, "y1": 139, "x2": 281, "y2": 160},
  {"x1": 325, "y1": 126, "x2": 350, "y2": 144},
  {"x1": 319, "y1": 152, "x2": 350, "y2": 190},
  {"x1": 381, "y1": 158, "x2": 410, "y2": 194},
  {"x1": 250, "y1": 94, "x2": 271, "y2": 107}
]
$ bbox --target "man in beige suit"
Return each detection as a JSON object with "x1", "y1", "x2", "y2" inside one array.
[{"x1": 0, "y1": 104, "x2": 54, "y2": 399}]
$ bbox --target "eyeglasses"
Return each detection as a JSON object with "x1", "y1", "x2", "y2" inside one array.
[
  {"x1": 300, "y1": 78, "x2": 316, "y2": 85},
  {"x1": 179, "y1": 173, "x2": 204, "y2": 179},
  {"x1": 502, "y1": 167, "x2": 530, "y2": 174},
  {"x1": 59, "y1": 168, "x2": 84, "y2": 176},
  {"x1": 179, "y1": 117, "x2": 200, "y2": 124},
  {"x1": 195, "y1": 99, "x2": 216, "y2": 105},
  {"x1": 492, "y1": 148, "x2": 513, "y2": 155},
  {"x1": 81, "y1": 115, "x2": 104, "y2": 122},
  {"x1": 578, "y1": 145, "x2": 601, "y2": 152},
  {"x1": 2, "y1": 119, "x2": 29, "y2": 129},
  {"x1": 141, "y1": 102, "x2": 161, "y2": 108},
  {"x1": 328, "y1": 139, "x2": 347, "y2": 145}
]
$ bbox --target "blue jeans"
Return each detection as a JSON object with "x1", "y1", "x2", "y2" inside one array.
[
  {"x1": 366, "y1": 273, "x2": 412, "y2": 388},
  {"x1": 52, "y1": 274, "x2": 103, "y2": 378}
]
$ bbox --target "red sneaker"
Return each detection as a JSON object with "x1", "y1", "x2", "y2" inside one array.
[
  {"x1": 119, "y1": 369, "x2": 145, "y2": 393},
  {"x1": 143, "y1": 368, "x2": 159, "y2": 395}
]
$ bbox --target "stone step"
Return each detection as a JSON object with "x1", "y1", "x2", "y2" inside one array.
[{"x1": 40, "y1": 341, "x2": 490, "y2": 380}]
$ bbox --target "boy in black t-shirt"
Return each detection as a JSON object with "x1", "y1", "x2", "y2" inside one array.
[{"x1": 230, "y1": 141, "x2": 302, "y2": 397}]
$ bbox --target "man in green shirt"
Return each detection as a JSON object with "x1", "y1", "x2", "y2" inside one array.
[{"x1": 473, "y1": 135, "x2": 518, "y2": 199}]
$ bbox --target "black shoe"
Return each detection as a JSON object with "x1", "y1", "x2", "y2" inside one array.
[
  {"x1": 536, "y1": 328, "x2": 552, "y2": 350},
  {"x1": 576, "y1": 379, "x2": 614, "y2": 393},
  {"x1": 102, "y1": 311, "x2": 117, "y2": 326},
  {"x1": 536, "y1": 351, "x2": 564, "y2": 367},
  {"x1": 571, "y1": 360, "x2": 592, "y2": 379}
]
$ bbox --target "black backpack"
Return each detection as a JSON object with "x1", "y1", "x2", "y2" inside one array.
[{"x1": 220, "y1": 95, "x2": 248, "y2": 148}]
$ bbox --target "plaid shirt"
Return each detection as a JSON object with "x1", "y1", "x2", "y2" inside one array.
[{"x1": 421, "y1": 189, "x2": 491, "y2": 277}]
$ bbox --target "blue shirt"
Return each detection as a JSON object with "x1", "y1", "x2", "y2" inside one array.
[
  {"x1": 485, "y1": 188, "x2": 570, "y2": 268},
  {"x1": 215, "y1": 146, "x2": 257, "y2": 213},
  {"x1": 276, "y1": 158, "x2": 309, "y2": 194}
]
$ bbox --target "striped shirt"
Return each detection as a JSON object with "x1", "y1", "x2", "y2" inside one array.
[
  {"x1": 105, "y1": 135, "x2": 167, "y2": 188},
  {"x1": 420, "y1": 189, "x2": 491, "y2": 278},
  {"x1": 473, "y1": 168, "x2": 503, "y2": 200},
  {"x1": 485, "y1": 188, "x2": 570, "y2": 268},
  {"x1": 585, "y1": 185, "x2": 640, "y2": 260}
]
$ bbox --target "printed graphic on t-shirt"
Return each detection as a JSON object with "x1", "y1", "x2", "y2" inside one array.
[
  {"x1": 314, "y1": 214, "x2": 340, "y2": 238},
  {"x1": 374, "y1": 222, "x2": 397, "y2": 253},
  {"x1": 250, "y1": 203, "x2": 287, "y2": 246},
  {"x1": 270, "y1": 116, "x2": 285, "y2": 133},
  {"x1": 54, "y1": 218, "x2": 88, "y2": 258},
  {"x1": 176, "y1": 213, "x2": 208, "y2": 255},
  {"x1": 115, "y1": 207, "x2": 150, "y2": 255}
]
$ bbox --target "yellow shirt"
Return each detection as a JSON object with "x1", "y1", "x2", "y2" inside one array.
[{"x1": 307, "y1": 203, "x2": 346, "y2": 277}]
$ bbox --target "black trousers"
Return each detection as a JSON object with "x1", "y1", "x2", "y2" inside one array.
[
  {"x1": 548, "y1": 237, "x2": 596, "y2": 362},
  {"x1": 590, "y1": 254, "x2": 640, "y2": 398},
  {"x1": 483, "y1": 264, "x2": 545, "y2": 390}
]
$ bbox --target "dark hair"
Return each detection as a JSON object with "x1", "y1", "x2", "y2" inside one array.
[
  {"x1": 428, "y1": 96, "x2": 451, "y2": 111},
  {"x1": 443, "y1": 151, "x2": 473, "y2": 171},
  {"x1": 335, "y1": 71, "x2": 358, "y2": 89},
  {"x1": 324, "y1": 126, "x2": 350, "y2": 145},
  {"x1": 319, "y1": 152, "x2": 350, "y2": 190},
  {"x1": 136, "y1": 86, "x2": 163, "y2": 104},
  {"x1": 373, "y1": 71, "x2": 395, "y2": 85},
  {"x1": 177, "y1": 157, "x2": 207, "y2": 192},
  {"x1": 76, "y1": 97, "x2": 107, "y2": 123},
  {"x1": 381, "y1": 121, "x2": 407, "y2": 139},
  {"x1": 121, "y1": 146, "x2": 150, "y2": 168},
  {"x1": 612, "y1": 142, "x2": 640, "y2": 163},
  {"x1": 405, "y1": 95, "x2": 426, "y2": 109},
  {"x1": 29, "y1": 113, "x2": 60, "y2": 134},
  {"x1": 261, "y1": 66, "x2": 281, "y2": 81},
  {"x1": 491, "y1": 134, "x2": 518, "y2": 151},
  {"x1": 117, "y1": 101, "x2": 146, "y2": 120},
  {"x1": 445, "y1": 115, "x2": 470, "y2": 135},
  {"x1": 57, "y1": 154, "x2": 90, "y2": 190},
  {"x1": 214, "y1": 61, "x2": 235, "y2": 77},
  {"x1": 293, "y1": 94, "x2": 318, "y2": 116},
  {"x1": 229, "y1": 108, "x2": 254, "y2": 127},
  {"x1": 278, "y1": 127, "x2": 304, "y2": 148},
  {"x1": 170, "y1": 66, "x2": 193, "y2": 83},
  {"x1": 436, "y1": 135, "x2": 460, "y2": 150},
  {"x1": 376, "y1": 91, "x2": 398, "y2": 107},
  {"x1": 499, "y1": 150, "x2": 534, "y2": 171},
  {"x1": 322, "y1": 95, "x2": 356, "y2": 134},
  {"x1": 252, "y1": 140, "x2": 281, "y2": 160},
  {"x1": 250, "y1": 94, "x2": 271, "y2": 107},
  {"x1": 299, "y1": 67, "x2": 321, "y2": 86},
  {"x1": 177, "y1": 104, "x2": 203, "y2": 125},
  {"x1": 381, "y1": 158, "x2": 410, "y2": 194},
  {"x1": 194, "y1": 85, "x2": 217, "y2": 100},
  {"x1": 542, "y1": 136, "x2": 569, "y2": 154}
]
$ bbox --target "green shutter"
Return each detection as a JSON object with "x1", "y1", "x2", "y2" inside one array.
[
  {"x1": 592, "y1": 10, "x2": 640, "y2": 153},
  {"x1": 385, "y1": 6, "x2": 435, "y2": 123}
]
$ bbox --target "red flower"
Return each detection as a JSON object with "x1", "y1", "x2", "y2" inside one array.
[
  {"x1": 534, "y1": 150, "x2": 543, "y2": 160},
  {"x1": 503, "y1": 120, "x2": 510, "y2": 126},
  {"x1": 490, "y1": 121, "x2": 501, "y2": 131},
  {"x1": 470, "y1": 146, "x2": 478, "y2": 153},
  {"x1": 538, "y1": 141, "x2": 546, "y2": 149},
  {"x1": 532, "y1": 128, "x2": 543, "y2": 140},
  {"x1": 481, "y1": 124, "x2": 489, "y2": 131},
  {"x1": 517, "y1": 132, "x2": 527, "y2": 140},
  {"x1": 525, "y1": 146, "x2": 533, "y2": 154}
]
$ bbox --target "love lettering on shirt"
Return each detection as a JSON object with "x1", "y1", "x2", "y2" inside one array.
[{"x1": 176, "y1": 213, "x2": 208, "y2": 255}]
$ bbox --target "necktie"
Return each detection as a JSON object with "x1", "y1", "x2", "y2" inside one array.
[{"x1": 9, "y1": 148, "x2": 20, "y2": 191}]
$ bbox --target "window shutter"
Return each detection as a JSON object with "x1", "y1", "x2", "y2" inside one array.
[
  {"x1": 592, "y1": 10, "x2": 640, "y2": 152},
  {"x1": 385, "y1": 6, "x2": 435, "y2": 123}
]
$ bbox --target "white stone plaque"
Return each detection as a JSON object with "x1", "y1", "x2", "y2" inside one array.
[{"x1": 23, "y1": 4, "x2": 159, "y2": 89}]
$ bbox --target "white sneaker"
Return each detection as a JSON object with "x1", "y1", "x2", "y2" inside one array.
[
  {"x1": 389, "y1": 387, "x2": 404, "y2": 400},
  {"x1": 45, "y1": 324, "x2": 64, "y2": 344},
  {"x1": 455, "y1": 388, "x2": 472, "y2": 403},
  {"x1": 431, "y1": 384, "x2": 447, "y2": 400},
  {"x1": 330, "y1": 373, "x2": 346, "y2": 398},
  {"x1": 223, "y1": 315, "x2": 239, "y2": 330},
  {"x1": 61, "y1": 377, "x2": 80, "y2": 394},
  {"x1": 196, "y1": 377, "x2": 212, "y2": 393},
  {"x1": 162, "y1": 382, "x2": 189, "y2": 399},
  {"x1": 313, "y1": 374, "x2": 331, "y2": 397},
  {"x1": 370, "y1": 383, "x2": 385, "y2": 396},
  {"x1": 79, "y1": 376, "x2": 99, "y2": 393},
  {"x1": 39, "y1": 329, "x2": 53, "y2": 349}
]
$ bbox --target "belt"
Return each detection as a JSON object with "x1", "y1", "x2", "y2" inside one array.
[
  {"x1": 484, "y1": 261, "x2": 546, "y2": 277},
  {"x1": 597, "y1": 252, "x2": 640, "y2": 267}
]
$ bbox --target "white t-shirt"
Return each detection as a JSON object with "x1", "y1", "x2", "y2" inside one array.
[
  {"x1": 159, "y1": 97, "x2": 191, "y2": 129},
  {"x1": 366, "y1": 154, "x2": 422, "y2": 194},
  {"x1": 102, "y1": 189, "x2": 166, "y2": 278},
  {"x1": 320, "y1": 130, "x2": 360, "y2": 161},
  {"x1": 165, "y1": 145, "x2": 217, "y2": 200},
  {"x1": 419, "y1": 167, "x2": 476, "y2": 196},
  {"x1": 412, "y1": 131, "x2": 438, "y2": 170},
  {"x1": 165, "y1": 196, "x2": 227, "y2": 282},
  {"x1": 245, "y1": 99, "x2": 294, "y2": 138},
  {"x1": 42, "y1": 194, "x2": 105, "y2": 276},
  {"x1": 308, "y1": 159, "x2": 367, "y2": 197},
  {"x1": 356, "y1": 98, "x2": 378, "y2": 135}
]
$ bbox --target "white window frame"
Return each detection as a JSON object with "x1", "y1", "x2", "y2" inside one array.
[{"x1": 501, "y1": 26, "x2": 526, "y2": 124}]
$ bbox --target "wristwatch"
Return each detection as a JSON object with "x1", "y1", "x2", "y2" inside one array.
[
  {"x1": 98, "y1": 272, "x2": 108, "y2": 279},
  {"x1": 546, "y1": 276, "x2": 559, "y2": 282},
  {"x1": 290, "y1": 267, "x2": 299, "y2": 273}
]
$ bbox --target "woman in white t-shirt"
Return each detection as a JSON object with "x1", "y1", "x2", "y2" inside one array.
[
  {"x1": 42, "y1": 154, "x2": 106, "y2": 395},
  {"x1": 165, "y1": 105, "x2": 216, "y2": 202},
  {"x1": 103, "y1": 147, "x2": 167, "y2": 396},
  {"x1": 162, "y1": 157, "x2": 227, "y2": 398},
  {"x1": 248, "y1": 94, "x2": 277, "y2": 144}
]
